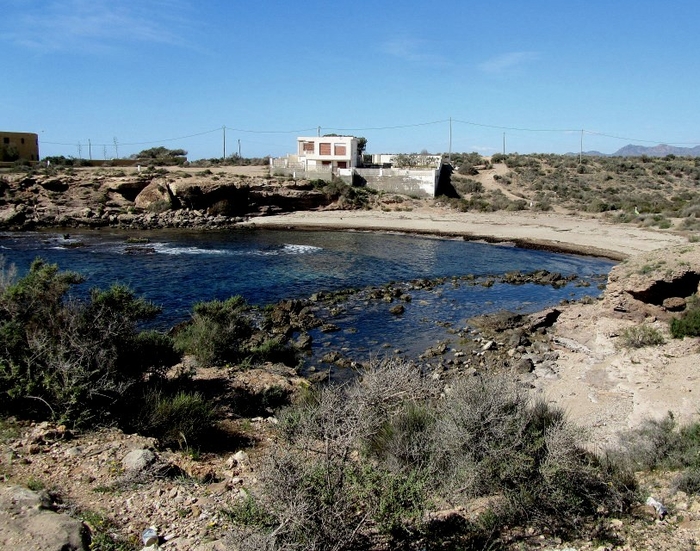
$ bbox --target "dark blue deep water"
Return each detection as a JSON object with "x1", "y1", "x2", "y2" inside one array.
[{"x1": 0, "y1": 228, "x2": 615, "y2": 367}]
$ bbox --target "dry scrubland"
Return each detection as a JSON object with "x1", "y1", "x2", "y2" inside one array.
[{"x1": 3, "y1": 154, "x2": 700, "y2": 550}]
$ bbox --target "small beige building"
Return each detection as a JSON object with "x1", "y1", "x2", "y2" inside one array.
[{"x1": 0, "y1": 132, "x2": 39, "y2": 162}]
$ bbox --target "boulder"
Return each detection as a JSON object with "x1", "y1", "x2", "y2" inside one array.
[
  {"x1": 0, "y1": 484, "x2": 88, "y2": 550},
  {"x1": 134, "y1": 179, "x2": 176, "y2": 210},
  {"x1": 122, "y1": 448, "x2": 156, "y2": 472},
  {"x1": 528, "y1": 308, "x2": 562, "y2": 331},
  {"x1": 662, "y1": 296, "x2": 686, "y2": 312}
]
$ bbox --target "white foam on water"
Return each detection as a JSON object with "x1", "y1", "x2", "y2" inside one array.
[
  {"x1": 281, "y1": 244, "x2": 321, "y2": 254},
  {"x1": 250, "y1": 243, "x2": 322, "y2": 256},
  {"x1": 130, "y1": 242, "x2": 322, "y2": 257},
  {"x1": 149, "y1": 243, "x2": 232, "y2": 256}
]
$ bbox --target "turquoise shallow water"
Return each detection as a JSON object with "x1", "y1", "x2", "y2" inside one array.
[{"x1": 0, "y1": 228, "x2": 614, "y2": 368}]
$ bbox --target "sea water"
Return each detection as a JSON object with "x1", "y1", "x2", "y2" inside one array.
[{"x1": 0, "y1": 228, "x2": 615, "y2": 368}]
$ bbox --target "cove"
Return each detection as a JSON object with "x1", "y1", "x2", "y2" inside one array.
[{"x1": 0, "y1": 228, "x2": 615, "y2": 368}]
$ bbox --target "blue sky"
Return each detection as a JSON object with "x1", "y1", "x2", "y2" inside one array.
[{"x1": 2, "y1": 0, "x2": 699, "y2": 161}]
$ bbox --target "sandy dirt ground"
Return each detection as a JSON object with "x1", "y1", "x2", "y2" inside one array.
[{"x1": 245, "y1": 207, "x2": 698, "y2": 447}]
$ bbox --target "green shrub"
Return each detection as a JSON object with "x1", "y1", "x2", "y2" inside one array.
[
  {"x1": 457, "y1": 163, "x2": 479, "y2": 176},
  {"x1": 26, "y1": 477, "x2": 45, "y2": 491},
  {"x1": 76, "y1": 508, "x2": 134, "y2": 551},
  {"x1": 0, "y1": 259, "x2": 174, "y2": 426},
  {"x1": 676, "y1": 466, "x2": 700, "y2": 494},
  {"x1": 135, "y1": 390, "x2": 214, "y2": 449},
  {"x1": 429, "y1": 375, "x2": 634, "y2": 533},
  {"x1": 351, "y1": 465, "x2": 427, "y2": 538},
  {"x1": 256, "y1": 362, "x2": 634, "y2": 545},
  {"x1": 619, "y1": 325, "x2": 665, "y2": 348},
  {"x1": 245, "y1": 337, "x2": 297, "y2": 366},
  {"x1": 223, "y1": 493, "x2": 276, "y2": 529},
  {"x1": 616, "y1": 413, "x2": 700, "y2": 471},
  {"x1": 174, "y1": 296, "x2": 253, "y2": 367},
  {"x1": 453, "y1": 178, "x2": 483, "y2": 195},
  {"x1": 671, "y1": 305, "x2": 700, "y2": 338},
  {"x1": 146, "y1": 199, "x2": 172, "y2": 214},
  {"x1": 367, "y1": 402, "x2": 435, "y2": 472}
]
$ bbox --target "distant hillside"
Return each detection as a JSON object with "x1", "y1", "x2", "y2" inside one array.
[
  {"x1": 613, "y1": 144, "x2": 700, "y2": 157},
  {"x1": 566, "y1": 144, "x2": 700, "y2": 158}
]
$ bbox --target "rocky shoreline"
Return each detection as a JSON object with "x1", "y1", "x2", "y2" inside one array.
[{"x1": 0, "y1": 168, "x2": 336, "y2": 233}]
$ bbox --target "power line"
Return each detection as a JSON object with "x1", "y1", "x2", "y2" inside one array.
[
  {"x1": 38, "y1": 120, "x2": 700, "y2": 153},
  {"x1": 453, "y1": 118, "x2": 578, "y2": 133},
  {"x1": 325, "y1": 120, "x2": 449, "y2": 132}
]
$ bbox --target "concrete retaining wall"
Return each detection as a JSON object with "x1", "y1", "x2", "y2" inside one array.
[{"x1": 355, "y1": 167, "x2": 440, "y2": 197}]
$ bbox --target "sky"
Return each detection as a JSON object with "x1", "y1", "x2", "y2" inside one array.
[{"x1": 2, "y1": 0, "x2": 700, "y2": 161}]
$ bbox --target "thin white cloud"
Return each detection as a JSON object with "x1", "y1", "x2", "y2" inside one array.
[
  {"x1": 1, "y1": 0, "x2": 195, "y2": 53},
  {"x1": 381, "y1": 37, "x2": 450, "y2": 66},
  {"x1": 478, "y1": 51, "x2": 539, "y2": 73}
]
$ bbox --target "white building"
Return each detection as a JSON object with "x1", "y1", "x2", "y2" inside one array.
[{"x1": 270, "y1": 136, "x2": 360, "y2": 175}]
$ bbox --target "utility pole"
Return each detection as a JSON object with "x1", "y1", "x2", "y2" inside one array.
[
  {"x1": 580, "y1": 129, "x2": 583, "y2": 164},
  {"x1": 317, "y1": 126, "x2": 321, "y2": 137},
  {"x1": 103, "y1": 145, "x2": 107, "y2": 160},
  {"x1": 88, "y1": 139, "x2": 92, "y2": 160},
  {"x1": 113, "y1": 137, "x2": 119, "y2": 159},
  {"x1": 503, "y1": 132, "x2": 506, "y2": 155},
  {"x1": 448, "y1": 117, "x2": 452, "y2": 161},
  {"x1": 223, "y1": 126, "x2": 226, "y2": 159},
  {"x1": 238, "y1": 139, "x2": 241, "y2": 158},
  {"x1": 78, "y1": 142, "x2": 82, "y2": 159}
]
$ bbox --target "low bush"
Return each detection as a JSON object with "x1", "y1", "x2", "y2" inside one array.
[
  {"x1": 676, "y1": 466, "x2": 700, "y2": 494},
  {"x1": 671, "y1": 304, "x2": 700, "y2": 338},
  {"x1": 453, "y1": 178, "x2": 483, "y2": 194},
  {"x1": 244, "y1": 336, "x2": 297, "y2": 366},
  {"x1": 0, "y1": 259, "x2": 178, "y2": 426},
  {"x1": 619, "y1": 324, "x2": 665, "y2": 348},
  {"x1": 616, "y1": 413, "x2": 700, "y2": 472},
  {"x1": 237, "y1": 361, "x2": 635, "y2": 548},
  {"x1": 173, "y1": 296, "x2": 253, "y2": 367},
  {"x1": 134, "y1": 389, "x2": 214, "y2": 449}
]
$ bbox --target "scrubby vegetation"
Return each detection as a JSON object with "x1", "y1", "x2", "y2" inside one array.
[
  {"x1": 227, "y1": 360, "x2": 636, "y2": 550},
  {"x1": 443, "y1": 152, "x2": 700, "y2": 227},
  {"x1": 0, "y1": 259, "x2": 299, "y2": 449},
  {"x1": 0, "y1": 258, "x2": 172, "y2": 426},
  {"x1": 308, "y1": 177, "x2": 377, "y2": 209},
  {"x1": 670, "y1": 299, "x2": 700, "y2": 338},
  {"x1": 617, "y1": 413, "x2": 700, "y2": 496},
  {"x1": 619, "y1": 324, "x2": 665, "y2": 348}
]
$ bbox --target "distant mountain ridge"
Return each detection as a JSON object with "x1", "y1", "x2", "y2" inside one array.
[
  {"x1": 612, "y1": 144, "x2": 700, "y2": 157},
  {"x1": 570, "y1": 144, "x2": 700, "y2": 157}
]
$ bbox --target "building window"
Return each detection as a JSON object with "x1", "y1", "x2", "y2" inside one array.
[
  {"x1": 302, "y1": 141, "x2": 314, "y2": 152},
  {"x1": 21, "y1": 138, "x2": 25, "y2": 144},
  {"x1": 334, "y1": 144, "x2": 346, "y2": 156},
  {"x1": 2, "y1": 138, "x2": 8, "y2": 144},
  {"x1": 338, "y1": 161, "x2": 347, "y2": 169},
  {"x1": 319, "y1": 142, "x2": 331, "y2": 155}
]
